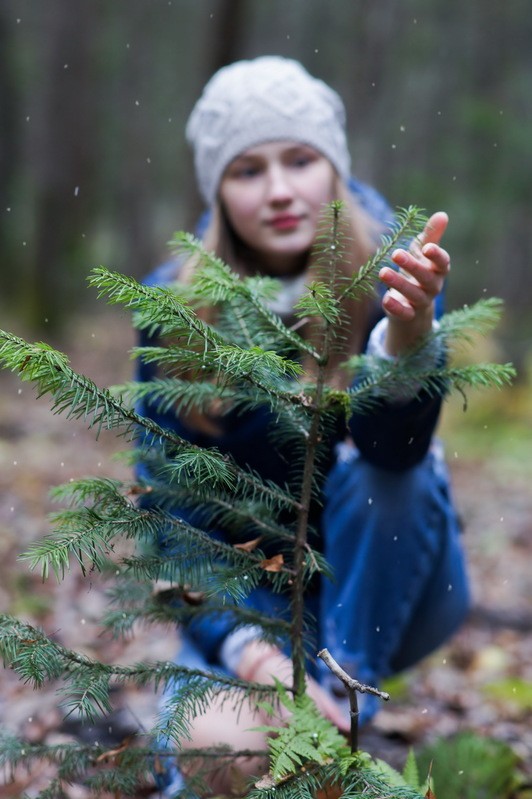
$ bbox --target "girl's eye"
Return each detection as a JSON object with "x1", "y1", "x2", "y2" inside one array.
[
  {"x1": 240, "y1": 166, "x2": 260, "y2": 178},
  {"x1": 230, "y1": 163, "x2": 262, "y2": 179},
  {"x1": 289, "y1": 151, "x2": 317, "y2": 169},
  {"x1": 293, "y1": 156, "x2": 311, "y2": 167}
]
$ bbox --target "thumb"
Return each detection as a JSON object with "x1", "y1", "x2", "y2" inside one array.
[
  {"x1": 310, "y1": 687, "x2": 350, "y2": 733},
  {"x1": 418, "y1": 211, "x2": 448, "y2": 248}
]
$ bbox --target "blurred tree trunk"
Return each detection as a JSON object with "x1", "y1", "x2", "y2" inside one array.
[
  {"x1": 0, "y1": 0, "x2": 530, "y2": 349},
  {"x1": 184, "y1": 0, "x2": 248, "y2": 229},
  {"x1": 28, "y1": 0, "x2": 99, "y2": 332},
  {"x1": 0, "y1": 7, "x2": 21, "y2": 303},
  {"x1": 112, "y1": 3, "x2": 156, "y2": 280},
  {"x1": 206, "y1": 0, "x2": 247, "y2": 71}
]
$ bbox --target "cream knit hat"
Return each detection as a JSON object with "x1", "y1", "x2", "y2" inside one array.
[{"x1": 186, "y1": 56, "x2": 351, "y2": 206}]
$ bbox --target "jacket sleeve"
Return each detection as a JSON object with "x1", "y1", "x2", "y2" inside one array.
[
  {"x1": 347, "y1": 315, "x2": 446, "y2": 470},
  {"x1": 348, "y1": 387, "x2": 443, "y2": 471},
  {"x1": 180, "y1": 606, "x2": 243, "y2": 665},
  {"x1": 344, "y1": 164, "x2": 447, "y2": 472}
]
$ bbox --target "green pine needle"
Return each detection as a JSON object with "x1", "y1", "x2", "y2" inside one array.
[{"x1": 0, "y1": 203, "x2": 516, "y2": 799}]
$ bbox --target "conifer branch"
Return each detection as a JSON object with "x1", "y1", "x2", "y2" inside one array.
[
  {"x1": 436, "y1": 296, "x2": 506, "y2": 345},
  {"x1": 0, "y1": 204, "x2": 514, "y2": 798},
  {"x1": 114, "y1": 375, "x2": 237, "y2": 416},
  {"x1": 346, "y1": 358, "x2": 515, "y2": 415},
  {"x1": 0, "y1": 615, "x2": 280, "y2": 702},
  {"x1": 172, "y1": 232, "x2": 321, "y2": 360},
  {"x1": 92, "y1": 266, "x2": 309, "y2": 406},
  {"x1": 339, "y1": 205, "x2": 427, "y2": 302},
  {"x1": 20, "y1": 489, "x2": 298, "y2": 589},
  {"x1": 135, "y1": 477, "x2": 308, "y2": 549},
  {"x1": 90, "y1": 266, "x2": 224, "y2": 345},
  {"x1": 103, "y1": 591, "x2": 291, "y2": 643},
  {"x1": 339, "y1": 297, "x2": 515, "y2": 417},
  {"x1": 0, "y1": 329, "x2": 301, "y2": 522}
]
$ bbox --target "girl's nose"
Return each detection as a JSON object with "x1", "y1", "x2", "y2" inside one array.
[{"x1": 266, "y1": 165, "x2": 294, "y2": 204}]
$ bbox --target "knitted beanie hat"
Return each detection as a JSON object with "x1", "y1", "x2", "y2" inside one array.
[{"x1": 186, "y1": 56, "x2": 351, "y2": 206}]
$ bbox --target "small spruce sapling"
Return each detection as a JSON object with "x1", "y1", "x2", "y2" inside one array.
[{"x1": 0, "y1": 204, "x2": 515, "y2": 798}]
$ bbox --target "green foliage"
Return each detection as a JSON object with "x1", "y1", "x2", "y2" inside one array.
[
  {"x1": 483, "y1": 677, "x2": 532, "y2": 711},
  {"x1": 253, "y1": 682, "x2": 350, "y2": 782},
  {"x1": 249, "y1": 755, "x2": 430, "y2": 799},
  {"x1": 340, "y1": 205, "x2": 428, "y2": 302},
  {"x1": 365, "y1": 734, "x2": 527, "y2": 799},
  {"x1": 372, "y1": 748, "x2": 431, "y2": 795},
  {"x1": 416, "y1": 731, "x2": 523, "y2": 798},
  {"x1": 172, "y1": 231, "x2": 318, "y2": 359},
  {"x1": 0, "y1": 205, "x2": 516, "y2": 798},
  {"x1": 0, "y1": 728, "x2": 167, "y2": 797}
]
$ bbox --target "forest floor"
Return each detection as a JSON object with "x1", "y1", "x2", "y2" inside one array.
[{"x1": 1, "y1": 312, "x2": 531, "y2": 797}]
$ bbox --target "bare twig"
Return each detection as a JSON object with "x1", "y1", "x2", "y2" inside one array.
[{"x1": 317, "y1": 648, "x2": 389, "y2": 753}]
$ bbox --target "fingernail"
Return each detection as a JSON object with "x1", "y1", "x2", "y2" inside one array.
[{"x1": 392, "y1": 250, "x2": 406, "y2": 265}]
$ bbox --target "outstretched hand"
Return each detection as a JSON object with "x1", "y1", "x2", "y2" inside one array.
[
  {"x1": 378, "y1": 211, "x2": 450, "y2": 355},
  {"x1": 238, "y1": 641, "x2": 350, "y2": 733}
]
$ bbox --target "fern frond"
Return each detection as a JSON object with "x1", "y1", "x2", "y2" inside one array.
[
  {"x1": 255, "y1": 682, "x2": 348, "y2": 782},
  {"x1": 402, "y1": 748, "x2": 422, "y2": 791}
]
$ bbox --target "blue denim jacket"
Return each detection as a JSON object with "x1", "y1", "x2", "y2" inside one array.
[{"x1": 134, "y1": 178, "x2": 460, "y2": 671}]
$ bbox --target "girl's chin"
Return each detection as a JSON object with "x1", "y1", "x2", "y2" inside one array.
[
  {"x1": 263, "y1": 237, "x2": 314, "y2": 259},
  {"x1": 255, "y1": 249, "x2": 310, "y2": 277}
]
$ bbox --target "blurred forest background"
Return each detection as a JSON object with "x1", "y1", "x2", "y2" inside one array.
[
  {"x1": 1, "y1": 4, "x2": 532, "y2": 792},
  {"x1": 1, "y1": 0, "x2": 531, "y2": 373}
]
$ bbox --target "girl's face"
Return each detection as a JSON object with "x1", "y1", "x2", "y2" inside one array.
[{"x1": 219, "y1": 141, "x2": 337, "y2": 276}]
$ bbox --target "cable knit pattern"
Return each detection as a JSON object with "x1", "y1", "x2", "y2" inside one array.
[{"x1": 186, "y1": 56, "x2": 351, "y2": 205}]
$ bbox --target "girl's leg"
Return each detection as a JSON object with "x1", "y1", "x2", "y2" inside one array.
[
  {"x1": 318, "y1": 442, "x2": 470, "y2": 715},
  {"x1": 157, "y1": 635, "x2": 269, "y2": 798},
  {"x1": 178, "y1": 691, "x2": 269, "y2": 796}
]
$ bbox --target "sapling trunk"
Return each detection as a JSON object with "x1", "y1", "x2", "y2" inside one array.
[
  {"x1": 0, "y1": 203, "x2": 516, "y2": 798},
  {"x1": 290, "y1": 376, "x2": 326, "y2": 698},
  {"x1": 290, "y1": 204, "x2": 342, "y2": 700}
]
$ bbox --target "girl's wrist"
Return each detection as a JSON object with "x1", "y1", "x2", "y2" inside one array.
[
  {"x1": 238, "y1": 641, "x2": 287, "y2": 683},
  {"x1": 384, "y1": 304, "x2": 434, "y2": 356}
]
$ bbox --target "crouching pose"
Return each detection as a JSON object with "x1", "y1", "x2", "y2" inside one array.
[{"x1": 137, "y1": 56, "x2": 470, "y2": 796}]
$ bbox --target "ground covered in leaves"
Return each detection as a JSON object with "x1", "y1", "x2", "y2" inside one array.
[{"x1": 1, "y1": 312, "x2": 531, "y2": 797}]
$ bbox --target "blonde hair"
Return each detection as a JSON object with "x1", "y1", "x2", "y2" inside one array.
[{"x1": 177, "y1": 176, "x2": 382, "y2": 390}]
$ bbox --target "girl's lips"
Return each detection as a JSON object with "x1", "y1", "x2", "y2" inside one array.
[{"x1": 268, "y1": 214, "x2": 301, "y2": 231}]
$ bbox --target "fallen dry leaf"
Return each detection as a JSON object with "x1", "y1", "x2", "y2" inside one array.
[
  {"x1": 259, "y1": 554, "x2": 284, "y2": 572},
  {"x1": 233, "y1": 536, "x2": 262, "y2": 552}
]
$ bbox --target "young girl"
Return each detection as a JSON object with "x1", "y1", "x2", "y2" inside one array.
[{"x1": 138, "y1": 56, "x2": 469, "y2": 795}]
